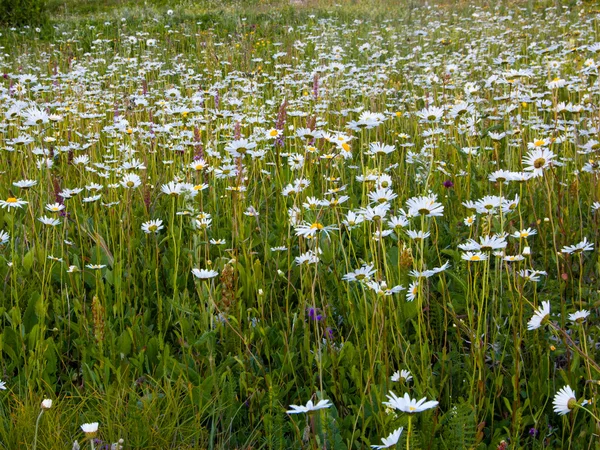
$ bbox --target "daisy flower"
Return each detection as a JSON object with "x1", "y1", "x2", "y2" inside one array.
[
  {"x1": 522, "y1": 148, "x2": 556, "y2": 177},
  {"x1": 371, "y1": 427, "x2": 404, "y2": 449},
  {"x1": 286, "y1": 398, "x2": 332, "y2": 414},
  {"x1": 553, "y1": 386, "x2": 577, "y2": 416},
  {"x1": 81, "y1": 422, "x2": 99, "y2": 437},
  {"x1": 406, "y1": 281, "x2": 419, "y2": 302},
  {"x1": 527, "y1": 301, "x2": 550, "y2": 330},
  {"x1": 391, "y1": 369, "x2": 413, "y2": 383},
  {"x1": 45, "y1": 203, "x2": 65, "y2": 213},
  {"x1": 0, "y1": 230, "x2": 9, "y2": 245},
  {"x1": 141, "y1": 219, "x2": 164, "y2": 234},
  {"x1": 461, "y1": 252, "x2": 488, "y2": 262},
  {"x1": 510, "y1": 228, "x2": 537, "y2": 239},
  {"x1": 405, "y1": 194, "x2": 444, "y2": 217},
  {"x1": 568, "y1": 310, "x2": 590, "y2": 323},
  {"x1": 342, "y1": 264, "x2": 376, "y2": 282},
  {"x1": 13, "y1": 179, "x2": 38, "y2": 189},
  {"x1": 0, "y1": 197, "x2": 28, "y2": 209},
  {"x1": 38, "y1": 216, "x2": 61, "y2": 227},
  {"x1": 191, "y1": 268, "x2": 219, "y2": 279},
  {"x1": 383, "y1": 392, "x2": 439, "y2": 413},
  {"x1": 294, "y1": 221, "x2": 338, "y2": 239},
  {"x1": 561, "y1": 237, "x2": 594, "y2": 254}
]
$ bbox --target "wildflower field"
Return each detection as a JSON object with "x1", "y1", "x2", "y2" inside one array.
[{"x1": 1, "y1": 0, "x2": 600, "y2": 448}]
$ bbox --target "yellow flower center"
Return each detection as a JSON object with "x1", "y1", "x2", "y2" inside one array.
[
  {"x1": 270, "y1": 129, "x2": 278, "y2": 137},
  {"x1": 470, "y1": 255, "x2": 481, "y2": 261},
  {"x1": 342, "y1": 143, "x2": 350, "y2": 151},
  {"x1": 6, "y1": 198, "x2": 17, "y2": 203},
  {"x1": 409, "y1": 406, "x2": 416, "y2": 412},
  {"x1": 310, "y1": 222, "x2": 324, "y2": 230},
  {"x1": 534, "y1": 139, "x2": 545, "y2": 147}
]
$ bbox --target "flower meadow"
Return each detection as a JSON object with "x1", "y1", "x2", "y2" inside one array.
[{"x1": 0, "y1": 0, "x2": 600, "y2": 447}]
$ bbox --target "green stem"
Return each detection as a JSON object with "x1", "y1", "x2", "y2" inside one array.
[{"x1": 33, "y1": 410, "x2": 43, "y2": 450}]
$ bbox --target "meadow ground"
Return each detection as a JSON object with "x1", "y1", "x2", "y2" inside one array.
[{"x1": 0, "y1": 0, "x2": 599, "y2": 448}]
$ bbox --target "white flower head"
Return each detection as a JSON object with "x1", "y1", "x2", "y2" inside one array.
[
  {"x1": 286, "y1": 397, "x2": 332, "y2": 414},
  {"x1": 553, "y1": 386, "x2": 577, "y2": 415},
  {"x1": 80, "y1": 422, "x2": 99, "y2": 437},
  {"x1": 191, "y1": 268, "x2": 219, "y2": 279},
  {"x1": 527, "y1": 301, "x2": 550, "y2": 330},
  {"x1": 383, "y1": 392, "x2": 438, "y2": 413},
  {"x1": 371, "y1": 426, "x2": 404, "y2": 449}
]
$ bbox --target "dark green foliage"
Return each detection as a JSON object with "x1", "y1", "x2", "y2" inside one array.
[{"x1": 0, "y1": 0, "x2": 48, "y2": 27}]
